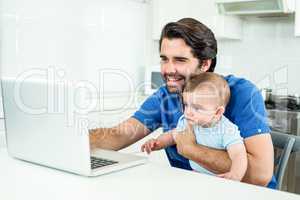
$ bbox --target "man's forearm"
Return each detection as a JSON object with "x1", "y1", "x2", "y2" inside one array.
[
  {"x1": 89, "y1": 127, "x2": 127, "y2": 150},
  {"x1": 181, "y1": 144, "x2": 232, "y2": 174},
  {"x1": 89, "y1": 117, "x2": 150, "y2": 151}
]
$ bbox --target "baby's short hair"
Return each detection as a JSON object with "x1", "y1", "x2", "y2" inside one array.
[{"x1": 184, "y1": 72, "x2": 230, "y2": 107}]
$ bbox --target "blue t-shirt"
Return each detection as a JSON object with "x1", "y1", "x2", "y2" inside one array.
[{"x1": 132, "y1": 74, "x2": 276, "y2": 188}]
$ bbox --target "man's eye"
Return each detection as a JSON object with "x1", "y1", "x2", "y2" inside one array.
[
  {"x1": 160, "y1": 58, "x2": 168, "y2": 62},
  {"x1": 176, "y1": 60, "x2": 185, "y2": 63}
]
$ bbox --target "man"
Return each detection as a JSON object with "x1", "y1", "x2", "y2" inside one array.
[{"x1": 90, "y1": 18, "x2": 276, "y2": 188}]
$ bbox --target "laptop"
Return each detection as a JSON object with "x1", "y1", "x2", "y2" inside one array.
[{"x1": 1, "y1": 77, "x2": 147, "y2": 176}]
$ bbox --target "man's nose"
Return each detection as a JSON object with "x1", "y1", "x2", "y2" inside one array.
[{"x1": 164, "y1": 62, "x2": 176, "y2": 74}]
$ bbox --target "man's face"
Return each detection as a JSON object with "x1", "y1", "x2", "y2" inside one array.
[{"x1": 160, "y1": 38, "x2": 201, "y2": 93}]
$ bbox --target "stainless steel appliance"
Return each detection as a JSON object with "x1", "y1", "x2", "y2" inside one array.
[{"x1": 267, "y1": 94, "x2": 300, "y2": 193}]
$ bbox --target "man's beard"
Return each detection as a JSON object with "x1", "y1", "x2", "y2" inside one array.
[
  {"x1": 166, "y1": 85, "x2": 183, "y2": 93},
  {"x1": 163, "y1": 73, "x2": 186, "y2": 94}
]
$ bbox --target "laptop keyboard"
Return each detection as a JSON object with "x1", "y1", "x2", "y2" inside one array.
[{"x1": 90, "y1": 156, "x2": 119, "y2": 169}]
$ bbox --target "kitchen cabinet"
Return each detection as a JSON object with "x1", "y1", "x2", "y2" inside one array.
[{"x1": 151, "y1": 0, "x2": 243, "y2": 40}]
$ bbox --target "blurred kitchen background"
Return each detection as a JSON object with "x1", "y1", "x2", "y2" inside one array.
[{"x1": 1, "y1": 0, "x2": 300, "y2": 194}]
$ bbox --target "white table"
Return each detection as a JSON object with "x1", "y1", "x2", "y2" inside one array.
[{"x1": 0, "y1": 148, "x2": 299, "y2": 200}]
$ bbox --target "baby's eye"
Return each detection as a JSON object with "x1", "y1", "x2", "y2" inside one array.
[{"x1": 196, "y1": 108, "x2": 203, "y2": 112}]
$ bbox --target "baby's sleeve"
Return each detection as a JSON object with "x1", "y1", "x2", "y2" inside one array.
[
  {"x1": 222, "y1": 120, "x2": 244, "y2": 149},
  {"x1": 176, "y1": 115, "x2": 186, "y2": 132}
]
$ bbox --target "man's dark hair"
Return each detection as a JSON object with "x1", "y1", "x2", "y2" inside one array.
[{"x1": 159, "y1": 18, "x2": 217, "y2": 72}]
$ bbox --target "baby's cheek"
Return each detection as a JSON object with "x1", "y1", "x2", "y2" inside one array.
[
  {"x1": 199, "y1": 116, "x2": 212, "y2": 125},
  {"x1": 195, "y1": 115, "x2": 207, "y2": 122}
]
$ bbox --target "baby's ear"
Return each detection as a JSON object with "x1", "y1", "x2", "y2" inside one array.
[{"x1": 216, "y1": 106, "x2": 225, "y2": 117}]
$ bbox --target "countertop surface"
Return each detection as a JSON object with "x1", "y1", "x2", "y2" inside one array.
[{"x1": 0, "y1": 148, "x2": 300, "y2": 200}]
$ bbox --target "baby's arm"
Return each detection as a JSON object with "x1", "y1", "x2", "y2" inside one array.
[
  {"x1": 218, "y1": 143, "x2": 248, "y2": 181},
  {"x1": 156, "y1": 133, "x2": 176, "y2": 147},
  {"x1": 141, "y1": 133, "x2": 175, "y2": 154}
]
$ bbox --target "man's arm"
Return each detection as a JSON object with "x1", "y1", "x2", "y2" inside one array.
[
  {"x1": 242, "y1": 134, "x2": 274, "y2": 186},
  {"x1": 89, "y1": 117, "x2": 150, "y2": 151},
  {"x1": 178, "y1": 141, "x2": 232, "y2": 174},
  {"x1": 177, "y1": 132, "x2": 274, "y2": 186},
  {"x1": 172, "y1": 126, "x2": 232, "y2": 174}
]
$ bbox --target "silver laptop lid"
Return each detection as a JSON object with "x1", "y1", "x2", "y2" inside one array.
[{"x1": 1, "y1": 78, "x2": 92, "y2": 175}]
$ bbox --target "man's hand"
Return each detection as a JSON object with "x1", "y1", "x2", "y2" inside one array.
[
  {"x1": 173, "y1": 123, "x2": 197, "y2": 156},
  {"x1": 141, "y1": 139, "x2": 165, "y2": 154}
]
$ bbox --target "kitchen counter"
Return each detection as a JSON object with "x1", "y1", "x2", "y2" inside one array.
[{"x1": 0, "y1": 148, "x2": 299, "y2": 200}]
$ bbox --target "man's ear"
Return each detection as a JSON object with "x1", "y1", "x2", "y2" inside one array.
[{"x1": 200, "y1": 59, "x2": 212, "y2": 72}]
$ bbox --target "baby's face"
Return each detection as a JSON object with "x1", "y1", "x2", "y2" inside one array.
[{"x1": 182, "y1": 89, "x2": 221, "y2": 127}]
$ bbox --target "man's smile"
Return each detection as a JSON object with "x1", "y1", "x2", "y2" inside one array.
[{"x1": 165, "y1": 74, "x2": 185, "y2": 85}]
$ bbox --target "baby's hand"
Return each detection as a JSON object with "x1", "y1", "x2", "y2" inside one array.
[
  {"x1": 141, "y1": 139, "x2": 163, "y2": 154},
  {"x1": 217, "y1": 171, "x2": 243, "y2": 181}
]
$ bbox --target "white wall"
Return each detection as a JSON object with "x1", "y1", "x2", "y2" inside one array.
[
  {"x1": 0, "y1": 0, "x2": 150, "y2": 146},
  {"x1": 0, "y1": 0, "x2": 148, "y2": 92},
  {"x1": 216, "y1": 16, "x2": 300, "y2": 95},
  {"x1": 149, "y1": 16, "x2": 300, "y2": 95}
]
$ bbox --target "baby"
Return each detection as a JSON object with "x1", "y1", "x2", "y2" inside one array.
[{"x1": 141, "y1": 72, "x2": 247, "y2": 181}]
